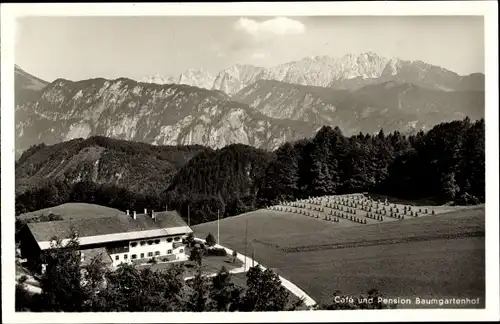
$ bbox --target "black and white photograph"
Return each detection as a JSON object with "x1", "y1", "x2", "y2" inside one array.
[{"x1": 1, "y1": 2, "x2": 499, "y2": 322}]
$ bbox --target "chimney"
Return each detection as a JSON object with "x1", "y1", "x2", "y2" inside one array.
[
  {"x1": 133, "y1": 211, "x2": 137, "y2": 220},
  {"x1": 126, "y1": 210, "x2": 130, "y2": 216}
]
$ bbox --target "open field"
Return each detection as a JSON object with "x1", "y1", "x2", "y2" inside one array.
[
  {"x1": 193, "y1": 199, "x2": 485, "y2": 308},
  {"x1": 267, "y1": 193, "x2": 474, "y2": 228},
  {"x1": 17, "y1": 203, "x2": 124, "y2": 221}
]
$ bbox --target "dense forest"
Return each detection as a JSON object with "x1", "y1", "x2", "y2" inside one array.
[{"x1": 15, "y1": 117, "x2": 485, "y2": 225}]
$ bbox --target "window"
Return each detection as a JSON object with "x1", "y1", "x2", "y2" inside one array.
[
  {"x1": 131, "y1": 254, "x2": 137, "y2": 260},
  {"x1": 167, "y1": 238, "x2": 173, "y2": 243},
  {"x1": 179, "y1": 249, "x2": 184, "y2": 254},
  {"x1": 147, "y1": 240, "x2": 153, "y2": 245},
  {"x1": 174, "y1": 237, "x2": 180, "y2": 242},
  {"x1": 140, "y1": 241, "x2": 146, "y2": 246},
  {"x1": 140, "y1": 253, "x2": 144, "y2": 258},
  {"x1": 154, "y1": 239, "x2": 160, "y2": 244},
  {"x1": 148, "y1": 252, "x2": 153, "y2": 257},
  {"x1": 167, "y1": 249, "x2": 172, "y2": 255},
  {"x1": 131, "y1": 242, "x2": 137, "y2": 247},
  {"x1": 115, "y1": 255, "x2": 119, "y2": 260},
  {"x1": 155, "y1": 251, "x2": 160, "y2": 256},
  {"x1": 124, "y1": 254, "x2": 128, "y2": 260}
]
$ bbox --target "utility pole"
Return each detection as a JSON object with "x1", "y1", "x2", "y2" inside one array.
[
  {"x1": 244, "y1": 219, "x2": 248, "y2": 271},
  {"x1": 252, "y1": 247, "x2": 255, "y2": 267},
  {"x1": 217, "y1": 209, "x2": 220, "y2": 245}
]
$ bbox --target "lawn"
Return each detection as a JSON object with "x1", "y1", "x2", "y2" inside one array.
[
  {"x1": 136, "y1": 254, "x2": 243, "y2": 278},
  {"x1": 17, "y1": 203, "x2": 125, "y2": 221},
  {"x1": 193, "y1": 203, "x2": 485, "y2": 308}
]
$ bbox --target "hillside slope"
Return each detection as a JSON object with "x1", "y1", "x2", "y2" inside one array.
[
  {"x1": 15, "y1": 136, "x2": 207, "y2": 196},
  {"x1": 193, "y1": 206, "x2": 485, "y2": 307},
  {"x1": 165, "y1": 143, "x2": 274, "y2": 224},
  {"x1": 15, "y1": 76, "x2": 320, "y2": 157},
  {"x1": 17, "y1": 202, "x2": 124, "y2": 222},
  {"x1": 15, "y1": 64, "x2": 49, "y2": 104},
  {"x1": 232, "y1": 80, "x2": 485, "y2": 134}
]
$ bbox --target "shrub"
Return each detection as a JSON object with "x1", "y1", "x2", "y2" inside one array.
[
  {"x1": 189, "y1": 247, "x2": 203, "y2": 265},
  {"x1": 206, "y1": 233, "x2": 216, "y2": 247},
  {"x1": 206, "y1": 247, "x2": 227, "y2": 256},
  {"x1": 185, "y1": 232, "x2": 195, "y2": 247}
]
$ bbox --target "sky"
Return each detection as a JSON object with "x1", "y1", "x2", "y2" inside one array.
[{"x1": 15, "y1": 16, "x2": 485, "y2": 82}]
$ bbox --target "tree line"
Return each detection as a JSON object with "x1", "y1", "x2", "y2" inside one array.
[
  {"x1": 16, "y1": 233, "x2": 393, "y2": 312},
  {"x1": 258, "y1": 117, "x2": 484, "y2": 206},
  {"x1": 16, "y1": 233, "x2": 297, "y2": 312},
  {"x1": 15, "y1": 117, "x2": 484, "y2": 225}
]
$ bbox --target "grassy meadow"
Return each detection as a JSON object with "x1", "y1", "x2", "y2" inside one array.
[
  {"x1": 193, "y1": 196, "x2": 485, "y2": 308},
  {"x1": 17, "y1": 202, "x2": 125, "y2": 221}
]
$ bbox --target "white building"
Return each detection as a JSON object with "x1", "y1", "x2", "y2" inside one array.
[{"x1": 21, "y1": 208, "x2": 193, "y2": 271}]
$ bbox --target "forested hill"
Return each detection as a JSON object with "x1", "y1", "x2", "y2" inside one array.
[
  {"x1": 15, "y1": 136, "x2": 207, "y2": 213},
  {"x1": 15, "y1": 118, "x2": 485, "y2": 225},
  {"x1": 165, "y1": 144, "x2": 274, "y2": 223}
]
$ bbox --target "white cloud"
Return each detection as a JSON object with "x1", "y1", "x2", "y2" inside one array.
[{"x1": 234, "y1": 17, "x2": 306, "y2": 38}]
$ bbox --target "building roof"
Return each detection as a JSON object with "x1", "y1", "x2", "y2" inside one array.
[{"x1": 27, "y1": 210, "x2": 191, "y2": 247}]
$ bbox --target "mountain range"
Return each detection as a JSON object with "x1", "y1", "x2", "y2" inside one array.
[
  {"x1": 14, "y1": 52, "x2": 485, "y2": 157},
  {"x1": 15, "y1": 70, "x2": 319, "y2": 157},
  {"x1": 142, "y1": 52, "x2": 485, "y2": 94}
]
